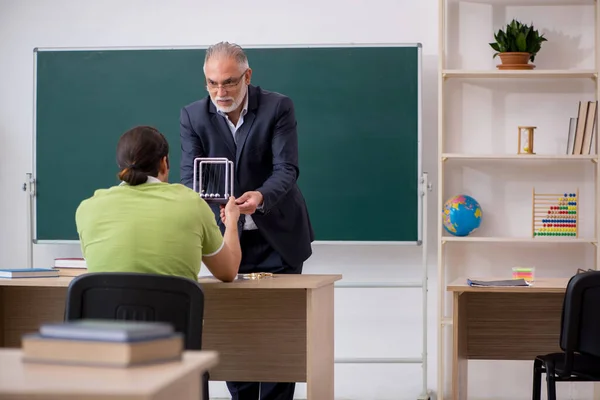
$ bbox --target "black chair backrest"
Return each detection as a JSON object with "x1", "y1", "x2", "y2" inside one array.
[
  {"x1": 64, "y1": 272, "x2": 205, "y2": 350},
  {"x1": 560, "y1": 270, "x2": 600, "y2": 360}
]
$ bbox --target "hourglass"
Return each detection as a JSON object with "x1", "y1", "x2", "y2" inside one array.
[
  {"x1": 193, "y1": 157, "x2": 234, "y2": 204},
  {"x1": 518, "y1": 126, "x2": 537, "y2": 154}
]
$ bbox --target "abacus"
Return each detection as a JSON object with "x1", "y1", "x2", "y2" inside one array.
[
  {"x1": 532, "y1": 188, "x2": 578, "y2": 238},
  {"x1": 192, "y1": 157, "x2": 234, "y2": 205}
]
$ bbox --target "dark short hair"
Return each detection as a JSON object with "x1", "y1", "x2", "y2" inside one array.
[{"x1": 116, "y1": 126, "x2": 169, "y2": 186}]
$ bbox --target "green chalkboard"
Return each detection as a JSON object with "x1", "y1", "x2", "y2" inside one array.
[{"x1": 33, "y1": 44, "x2": 422, "y2": 243}]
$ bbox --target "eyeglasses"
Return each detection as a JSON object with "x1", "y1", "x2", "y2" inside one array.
[{"x1": 205, "y1": 70, "x2": 247, "y2": 91}]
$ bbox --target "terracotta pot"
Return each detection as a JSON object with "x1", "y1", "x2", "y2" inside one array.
[{"x1": 497, "y1": 52, "x2": 534, "y2": 69}]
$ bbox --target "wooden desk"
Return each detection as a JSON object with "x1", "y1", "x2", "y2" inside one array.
[
  {"x1": 0, "y1": 348, "x2": 218, "y2": 400},
  {"x1": 447, "y1": 277, "x2": 568, "y2": 400},
  {"x1": 0, "y1": 274, "x2": 341, "y2": 400}
]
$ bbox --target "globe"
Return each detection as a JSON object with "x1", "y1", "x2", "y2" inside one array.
[{"x1": 443, "y1": 195, "x2": 482, "y2": 237}]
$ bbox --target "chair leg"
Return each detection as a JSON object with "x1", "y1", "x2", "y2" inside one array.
[
  {"x1": 532, "y1": 358, "x2": 543, "y2": 400},
  {"x1": 202, "y1": 371, "x2": 209, "y2": 400},
  {"x1": 545, "y1": 361, "x2": 557, "y2": 400}
]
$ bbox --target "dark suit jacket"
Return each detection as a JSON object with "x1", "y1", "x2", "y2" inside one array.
[{"x1": 179, "y1": 85, "x2": 314, "y2": 269}]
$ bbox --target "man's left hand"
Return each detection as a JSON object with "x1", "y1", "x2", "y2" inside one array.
[{"x1": 236, "y1": 191, "x2": 263, "y2": 215}]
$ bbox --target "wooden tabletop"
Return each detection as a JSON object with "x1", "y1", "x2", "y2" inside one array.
[
  {"x1": 0, "y1": 274, "x2": 342, "y2": 290},
  {"x1": 447, "y1": 277, "x2": 570, "y2": 293},
  {"x1": 198, "y1": 274, "x2": 341, "y2": 289},
  {"x1": 0, "y1": 349, "x2": 218, "y2": 397}
]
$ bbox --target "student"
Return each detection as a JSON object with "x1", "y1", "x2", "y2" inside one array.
[{"x1": 75, "y1": 125, "x2": 241, "y2": 282}]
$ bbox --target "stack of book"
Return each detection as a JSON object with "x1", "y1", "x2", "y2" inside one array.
[
  {"x1": 22, "y1": 320, "x2": 183, "y2": 367},
  {"x1": 53, "y1": 258, "x2": 87, "y2": 276},
  {"x1": 566, "y1": 100, "x2": 598, "y2": 155}
]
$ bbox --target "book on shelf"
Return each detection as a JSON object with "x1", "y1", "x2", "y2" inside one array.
[
  {"x1": 0, "y1": 268, "x2": 59, "y2": 279},
  {"x1": 22, "y1": 320, "x2": 183, "y2": 367},
  {"x1": 567, "y1": 101, "x2": 597, "y2": 155}
]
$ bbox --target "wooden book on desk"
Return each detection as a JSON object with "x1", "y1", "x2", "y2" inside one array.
[
  {"x1": 0, "y1": 268, "x2": 59, "y2": 279},
  {"x1": 22, "y1": 320, "x2": 183, "y2": 367},
  {"x1": 53, "y1": 257, "x2": 87, "y2": 277},
  {"x1": 22, "y1": 333, "x2": 183, "y2": 367}
]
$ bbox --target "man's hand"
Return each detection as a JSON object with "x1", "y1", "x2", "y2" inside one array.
[
  {"x1": 220, "y1": 196, "x2": 240, "y2": 225},
  {"x1": 235, "y1": 191, "x2": 263, "y2": 215}
]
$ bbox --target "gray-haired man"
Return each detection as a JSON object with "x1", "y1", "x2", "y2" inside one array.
[{"x1": 179, "y1": 41, "x2": 314, "y2": 400}]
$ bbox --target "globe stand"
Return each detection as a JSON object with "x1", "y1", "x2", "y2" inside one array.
[
  {"x1": 532, "y1": 188, "x2": 578, "y2": 238},
  {"x1": 192, "y1": 157, "x2": 234, "y2": 205}
]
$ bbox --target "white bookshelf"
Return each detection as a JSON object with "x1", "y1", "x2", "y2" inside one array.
[{"x1": 437, "y1": 0, "x2": 600, "y2": 399}]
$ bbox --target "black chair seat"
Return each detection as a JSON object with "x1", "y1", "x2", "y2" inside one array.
[{"x1": 535, "y1": 352, "x2": 600, "y2": 381}]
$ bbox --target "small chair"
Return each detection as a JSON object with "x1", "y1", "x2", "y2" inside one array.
[
  {"x1": 64, "y1": 272, "x2": 209, "y2": 399},
  {"x1": 532, "y1": 271, "x2": 600, "y2": 400}
]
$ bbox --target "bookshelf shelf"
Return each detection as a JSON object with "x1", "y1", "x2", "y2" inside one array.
[
  {"x1": 442, "y1": 153, "x2": 598, "y2": 161},
  {"x1": 437, "y1": 0, "x2": 599, "y2": 398},
  {"x1": 442, "y1": 69, "x2": 597, "y2": 79},
  {"x1": 441, "y1": 236, "x2": 597, "y2": 244},
  {"x1": 447, "y1": 0, "x2": 594, "y2": 5}
]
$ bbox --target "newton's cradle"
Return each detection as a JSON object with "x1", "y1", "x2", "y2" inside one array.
[{"x1": 193, "y1": 157, "x2": 234, "y2": 205}]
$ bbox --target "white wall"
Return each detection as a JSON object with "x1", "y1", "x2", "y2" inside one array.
[{"x1": 0, "y1": 0, "x2": 593, "y2": 399}]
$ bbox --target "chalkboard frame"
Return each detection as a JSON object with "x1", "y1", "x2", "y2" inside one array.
[{"x1": 29, "y1": 43, "x2": 423, "y2": 245}]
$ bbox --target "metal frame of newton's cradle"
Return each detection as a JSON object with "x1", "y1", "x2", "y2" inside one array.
[{"x1": 193, "y1": 157, "x2": 234, "y2": 204}]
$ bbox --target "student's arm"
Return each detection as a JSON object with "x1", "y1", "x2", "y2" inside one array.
[{"x1": 200, "y1": 197, "x2": 241, "y2": 282}]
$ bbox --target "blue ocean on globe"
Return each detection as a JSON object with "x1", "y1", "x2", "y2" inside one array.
[{"x1": 442, "y1": 195, "x2": 482, "y2": 237}]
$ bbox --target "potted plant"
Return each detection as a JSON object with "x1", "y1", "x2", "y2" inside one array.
[{"x1": 489, "y1": 19, "x2": 547, "y2": 69}]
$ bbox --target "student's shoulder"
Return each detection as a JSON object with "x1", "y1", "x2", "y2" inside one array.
[
  {"x1": 164, "y1": 183, "x2": 196, "y2": 195},
  {"x1": 165, "y1": 184, "x2": 208, "y2": 203},
  {"x1": 75, "y1": 186, "x2": 118, "y2": 218},
  {"x1": 167, "y1": 184, "x2": 215, "y2": 218}
]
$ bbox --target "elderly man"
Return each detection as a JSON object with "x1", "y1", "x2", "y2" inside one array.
[{"x1": 179, "y1": 41, "x2": 314, "y2": 400}]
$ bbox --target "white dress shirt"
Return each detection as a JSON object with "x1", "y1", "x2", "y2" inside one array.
[{"x1": 215, "y1": 93, "x2": 261, "y2": 231}]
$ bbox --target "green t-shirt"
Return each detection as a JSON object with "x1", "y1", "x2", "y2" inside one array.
[{"x1": 75, "y1": 181, "x2": 224, "y2": 281}]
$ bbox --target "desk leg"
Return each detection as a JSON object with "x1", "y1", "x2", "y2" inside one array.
[
  {"x1": 306, "y1": 285, "x2": 334, "y2": 400},
  {"x1": 452, "y1": 292, "x2": 468, "y2": 400},
  {"x1": 594, "y1": 383, "x2": 600, "y2": 399}
]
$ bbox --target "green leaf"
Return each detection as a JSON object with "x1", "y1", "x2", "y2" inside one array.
[{"x1": 516, "y1": 33, "x2": 527, "y2": 51}]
